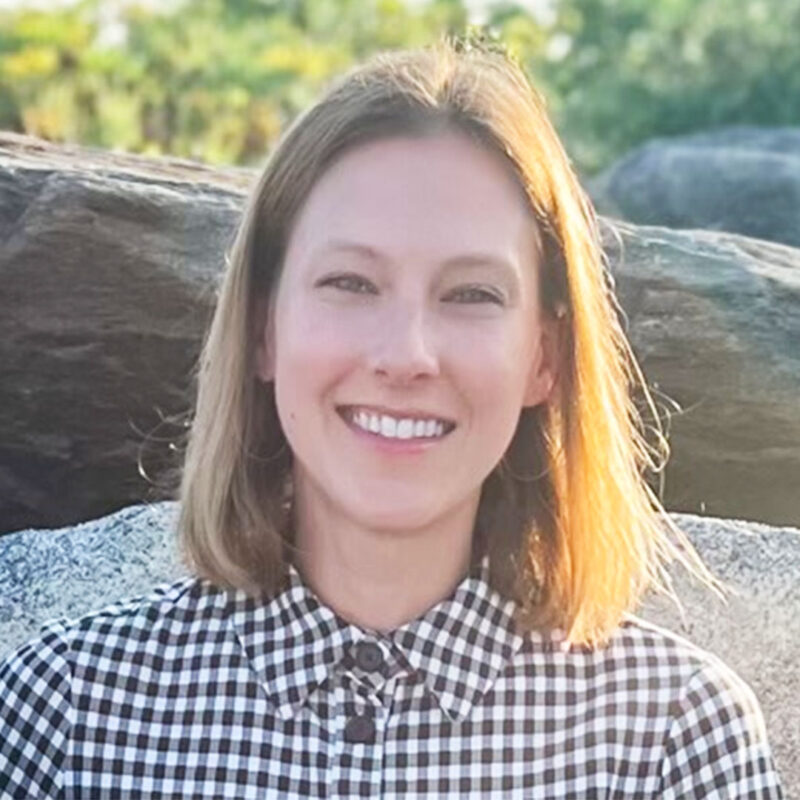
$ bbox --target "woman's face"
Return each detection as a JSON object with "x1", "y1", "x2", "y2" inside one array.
[{"x1": 258, "y1": 131, "x2": 556, "y2": 537}]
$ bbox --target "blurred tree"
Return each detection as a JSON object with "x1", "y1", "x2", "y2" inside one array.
[
  {"x1": 0, "y1": 5, "x2": 97, "y2": 142},
  {"x1": 493, "y1": 0, "x2": 800, "y2": 172},
  {"x1": 1, "y1": 0, "x2": 798, "y2": 171},
  {"x1": 0, "y1": 0, "x2": 467, "y2": 164}
]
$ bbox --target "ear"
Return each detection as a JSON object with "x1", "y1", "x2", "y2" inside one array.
[
  {"x1": 253, "y1": 295, "x2": 276, "y2": 383},
  {"x1": 522, "y1": 311, "x2": 562, "y2": 408}
]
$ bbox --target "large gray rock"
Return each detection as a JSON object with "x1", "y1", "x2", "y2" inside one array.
[
  {"x1": 0, "y1": 503, "x2": 797, "y2": 792},
  {"x1": 0, "y1": 503, "x2": 184, "y2": 655},
  {"x1": 0, "y1": 132, "x2": 248, "y2": 533},
  {"x1": 0, "y1": 133, "x2": 798, "y2": 531},
  {"x1": 602, "y1": 221, "x2": 800, "y2": 525},
  {"x1": 589, "y1": 126, "x2": 800, "y2": 247}
]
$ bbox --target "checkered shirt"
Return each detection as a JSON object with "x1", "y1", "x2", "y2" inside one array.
[{"x1": 0, "y1": 560, "x2": 784, "y2": 799}]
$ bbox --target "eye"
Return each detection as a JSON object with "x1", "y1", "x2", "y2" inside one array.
[
  {"x1": 316, "y1": 273, "x2": 377, "y2": 295},
  {"x1": 444, "y1": 285, "x2": 506, "y2": 306}
]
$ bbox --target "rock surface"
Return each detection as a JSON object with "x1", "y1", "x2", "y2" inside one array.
[
  {"x1": 602, "y1": 220, "x2": 800, "y2": 525},
  {"x1": 0, "y1": 503, "x2": 797, "y2": 792},
  {"x1": 0, "y1": 503, "x2": 184, "y2": 654},
  {"x1": 0, "y1": 132, "x2": 798, "y2": 530},
  {"x1": 590, "y1": 126, "x2": 800, "y2": 247},
  {"x1": 0, "y1": 132, "x2": 248, "y2": 533}
]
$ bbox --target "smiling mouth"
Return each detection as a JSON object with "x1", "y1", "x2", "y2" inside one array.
[{"x1": 336, "y1": 406, "x2": 456, "y2": 441}]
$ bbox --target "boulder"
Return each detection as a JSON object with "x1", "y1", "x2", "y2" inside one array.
[
  {"x1": 0, "y1": 132, "x2": 248, "y2": 533},
  {"x1": 602, "y1": 220, "x2": 800, "y2": 525},
  {"x1": 0, "y1": 133, "x2": 798, "y2": 531},
  {"x1": 0, "y1": 502, "x2": 797, "y2": 792},
  {"x1": 590, "y1": 126, "x2": 800, "y2": 247},
  {"x1": 0, "y1": 503, "x2": 184, "y2": 655}
]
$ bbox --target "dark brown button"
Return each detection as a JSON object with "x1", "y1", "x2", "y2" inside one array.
[
  {"x1": 344, "y1": 714, "x2": 375, "y2": 744},
  {"x1": 354, "y1": 641, "x2": 383, "y2": 672}
]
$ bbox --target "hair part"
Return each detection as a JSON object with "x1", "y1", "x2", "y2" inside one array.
[{"x1": 178, "y1": 39, "x2": 722, "y2": 647}]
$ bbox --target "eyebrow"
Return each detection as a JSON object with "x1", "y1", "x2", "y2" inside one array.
[
  {"x1": 309, "y1": 240, "x2": 520, "y2": 278},
  {"x1": 311, "y1": 241, "x2": 387, "y2": 264}
]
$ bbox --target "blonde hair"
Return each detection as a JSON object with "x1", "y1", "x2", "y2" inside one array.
[{"x1": 178, "y1": 39, "x2": 721, "y2": 646}]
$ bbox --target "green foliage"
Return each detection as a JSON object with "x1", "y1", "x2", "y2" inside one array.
[
  {"x1": 0, "y1": 0, "x2": 467, "y2": 164},
  {"x1": 505, "y1": 0, "x2": 800, "y2": 173},
  {"x1": 0, "y1": 0, "x2": 798, "y2": 171}
]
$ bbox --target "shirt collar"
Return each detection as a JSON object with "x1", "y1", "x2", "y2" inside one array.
[{"x1": 226, "y1": 558, "x2": 524, "y2": 723}]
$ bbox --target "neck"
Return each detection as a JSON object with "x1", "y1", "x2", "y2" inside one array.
[{"x1": 291, "y1": 480, "x2": 478, "y2": 632}]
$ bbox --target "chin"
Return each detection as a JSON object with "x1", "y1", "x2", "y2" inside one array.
[
  {"x1": 346, "y1": 501, "x2": 447, "y2": 535},
  {"x1": 355, "y1": 512, "x2": 436, "y2": 534}
]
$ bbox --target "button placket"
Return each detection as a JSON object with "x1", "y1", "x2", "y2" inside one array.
[
  {"x1": 345, "y1": 638, "x2": 395, "y2": 697},
  {"x1": 331, "y1": 673, "x2": 388, "y2": 797}
]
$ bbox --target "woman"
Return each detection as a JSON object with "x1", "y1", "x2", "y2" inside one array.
[{"x1": 0, "y1": 40, "x2": 784, "y2": 798}]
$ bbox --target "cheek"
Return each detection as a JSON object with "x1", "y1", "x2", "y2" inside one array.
[
  {"x1": 272, "y1": 303, "x2": 364, "y2": 413},
  {"x1": 455, "y1": 324, "x2": 533, "y2": 402}
]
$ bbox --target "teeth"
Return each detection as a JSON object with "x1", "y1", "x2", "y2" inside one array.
[
  {"x1": 348, "y1": 409, "x2": 450, "y2": 440},
  {"x1": 380, "y1": 415, "x2": 397, "y2": 437},
  {"x1": 397, "y1": 419, "x2": 414, "y2": 439}
]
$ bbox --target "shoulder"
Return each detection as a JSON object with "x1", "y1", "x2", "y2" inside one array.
[
  {"x1": 590, "y1": 615, "x2": 770, "y2": 725},
  {"x1": 604, "y1": 617, "x2": 783, "y2": 797},
  {"x1": 0, "y1": 575, "x2": 229, "y2": 695},
  {"x1": 0, "y1": 575, "x2": 227, "y2": 797},
  {"x1": 608, "y1": 614, "x2": 746, "y2": 683},
  {"x1": 43, "y1": 574, "x2": 228, "y2": 650},
  {"x1": 513, "y1": 612, "x2": 772, "y2": 741},
  {"x1": 610, "y1": 615, "x2": 768, "y2": 718},
  {"x1": 508, "y1": 616, "x2": 783, "y2": 796},
  {"x1": 517, "y1": 612, "x2": 738, "y2": 688}
]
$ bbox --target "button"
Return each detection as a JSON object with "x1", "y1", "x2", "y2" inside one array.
[
  {"x1": 344, "y1": 714, "x2": 376, "y2": 744},
  {"x1": 354, "y1": 641, "x2": 384, "y2": 672}
]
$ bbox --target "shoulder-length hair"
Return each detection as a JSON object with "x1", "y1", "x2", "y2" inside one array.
[{"x1": 178, "y1": 38, "x2": 720, "y2": 646}]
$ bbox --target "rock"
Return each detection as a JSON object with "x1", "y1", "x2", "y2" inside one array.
[
  {"x1": 590, "y1": 126, "x2": 800, "y2": 247},
  {"x1": 0, "y1": 132, "x2": 249, "y2": 533},
  {"x1": 0, "y1": 503, "x2": 184, "y2": 655},
  {"x1": 0, "y1": 502, "x2": 797, "y2": 792},
  {"x1": 0, "y1": 133, "x2": 798, "y2": 530},
  {"x1": 602, "y1": 220, "x2": 800, "y2": 525}
]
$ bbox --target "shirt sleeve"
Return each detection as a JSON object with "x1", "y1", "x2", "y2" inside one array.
[
  {"x1": 658, "y1": 659, "x2": 784, "y2": 799},
  {"x1": 0, "y1": 620, "x2": 73, "y2": 799}
]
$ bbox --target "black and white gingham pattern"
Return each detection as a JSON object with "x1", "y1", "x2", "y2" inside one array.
[{"x1": 0, "y1": 561, "x2": 784, "y2": 798}]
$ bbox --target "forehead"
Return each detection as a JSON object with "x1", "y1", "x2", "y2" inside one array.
[{"x1": 283, "y1": 132, "x2": 542, "y2": 270}]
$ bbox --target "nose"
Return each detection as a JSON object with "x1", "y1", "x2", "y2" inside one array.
[{"x1": 367, "y1": 303, "x2": 440, "y2": 384}]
